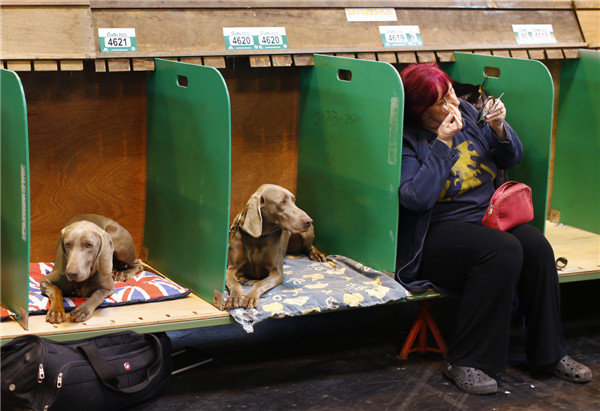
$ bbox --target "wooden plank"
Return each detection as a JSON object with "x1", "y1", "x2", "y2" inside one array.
[
  {"x1": 90, "y1": 8, "x2": 585, "y2": 59},
  {"x1": 474, "y1": 50, "x2": 492, "y2": 55},
  {"x1": 33, "y1": 60, "x2": 59, "y2": 71},
  {"x1": 95, "y1": 59, "x2": 107, "y2": 72},
  {"x1": 576, "y1": 9, "x2": 600, "y2": 48},
  {"x1": 0, "y1": 293, "x2": 230, "y2": 340},
  {"x1": 271, "y1": 54, "x2": 294, "y2": 67},
  {"x1": 356, "y1": 52, "x2": 376, "y2": 61},
  {"x1": 6, "y1": 60, "x2": 32, "y2": 71},
  {"x1": 107, "y1": 58, "x2": 131, "y2": 71},
  {"x1": 20, "y1": 69, "x2": 147, "y2": 261},
  {"x1": 293, "y1": 54, "x2": 314, "y2": 66},
  {"x1": 436, "y1": 51, "x2": 455, "y2": 62},
  {"x1": 224, "y1": 66, "x2": 300, "y2": 222},
  {"x1": 562, "y1": 48, "x2": 581, "y2": 59},
  {"x1": 574, "y1": 0, "x2": 600, "y2": 7},
  {"x1": 416, "y1": 51, "x2": 436, "y2": 63},
  {"x1": 545, "y1": 49, "x2": 565, "y2": 59},
  {"x1": 376, "y1": 52, "x2": 397, "y2": 64},
  {"x1": 492, "y1": 49, "x2": 511, "y2": 57},
  {"x1": 396, "y1": 52, "x2": 418, "y2": 63},
  {"x1": 132, "y1": 57, "x2": 155, "y2": 70},
  {"x1": 203, "y1": 56, "x2": 226, "y2": 68},
  {"x1": 179, "y1": 57, "x2": 204, "y2": 66},
  {"x1": 510, "y1": 49, "x2": 530, "y2": 59},
  {"x1": 1, "y1": 1, "x2": 90, "y2": 5},
  {"x1": 60, "y1": 60, "x2": 84, "y2": 71},
  {"x1": 249, "y1": 55, "x2": 272, "y2": 67},
  {"x1": 87, "y1": 0, "x2": 574, "y2": 9},
  {"x1": 335, "y1": 53, "x2": 356, "y2": 59},
  {"x1": 546, "y1": 221, "x2": 600, "y2": 277},
  {"x1": 527, "y1": 49, "x2": 546, "y2": 60},
  {"x1": 1, "y1": 5, "x2": 95, "y2": 59}
]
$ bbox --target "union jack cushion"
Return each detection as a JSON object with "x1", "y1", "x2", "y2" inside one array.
[{"x1": 0, "y1": 263, "x2": 191, "y2": 320}]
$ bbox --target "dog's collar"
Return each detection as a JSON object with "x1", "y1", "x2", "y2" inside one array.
[{"x1": 229, "y1": 212, "x2": 244, "y2": 234}]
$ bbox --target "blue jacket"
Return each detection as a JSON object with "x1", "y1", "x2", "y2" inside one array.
[{"x1": 395, "y1": 99, "x2": 523, "y2": 291}]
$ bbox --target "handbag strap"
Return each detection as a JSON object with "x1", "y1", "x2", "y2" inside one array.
[{"x1": 77, "y1": 333, "x2": 164, "y2": 394}]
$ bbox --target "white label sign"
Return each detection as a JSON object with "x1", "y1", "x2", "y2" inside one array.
[
  {"x1": 513, "y1": 24, "x2": 557, "y2": 44},
  {"x1": 380, "y1": 26, "x2": 423, "y2": 47},
  {"x1": 223, "y1": 27, "x2": 288, "y2": 50},
  {"x1": 99, "y1": 28, "x2": 137, "y2": 52},
  {"x1": 345, "y1": 8, "x2": 397, "y2": 22}
]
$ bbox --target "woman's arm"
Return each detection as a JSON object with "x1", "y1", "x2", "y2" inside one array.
[
  {"x1": 461, "y1": 100, "x2": 523, "y2": 170},
  {"x1": 399, "y1": 136, "x2": 458, "y2": 212}
]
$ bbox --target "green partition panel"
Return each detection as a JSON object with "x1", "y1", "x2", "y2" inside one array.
[
  {"x1": 145, "y1": 59, "x2": 231, "y2": 302},
  {"x1": 443, "y1": 53, "x2": 554, "y2": 232},
  {"x1": 297, "y1": 55, "x2": 403, "y2": 273},
  {"x1": 1, "y1": 69, "x2": 30, "y2": 329},
  {"x1": 552, "y1": 49, "x2": 599, "y2": 234}
]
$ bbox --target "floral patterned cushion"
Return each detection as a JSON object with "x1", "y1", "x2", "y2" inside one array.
[{"x1": 226, "y1": 255, "x2": 409, "y2": 332}]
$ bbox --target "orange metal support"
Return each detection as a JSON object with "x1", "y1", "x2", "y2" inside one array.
[{"x1": 397, "y1": 300, "x2": 448, "y2": 360}]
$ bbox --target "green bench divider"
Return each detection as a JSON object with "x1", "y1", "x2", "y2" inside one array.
[
  {"x1": 1, "y1": 69, "x2": 31, "y2": 330},
  {"x1": 297, "y1": 55, "x2": 404, "y2": 273},
  {"x1": 443, "y1": 53, "x2": 554, "y2": 233},
  {"x1": 552, "y1": 49, "x2": 599, "y2": 234},
  {"x1": 144, "y1": 59, "x2": 231, "y2": 303}
]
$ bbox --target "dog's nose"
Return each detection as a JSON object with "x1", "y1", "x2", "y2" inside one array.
[
  {"x1": 66, "y1": 272, "x2": 79, "y2": 281},
  {"x1": 303, "y1": 219, "x2": 313, "y2": 229}
]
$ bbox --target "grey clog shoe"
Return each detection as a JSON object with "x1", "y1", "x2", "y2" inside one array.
[
  {"x1": 553, "y1": 355, "x2": 592, "y2": 383},
  {"x1": 443, "y1": 362, "x2": 498, "y2": 395}
]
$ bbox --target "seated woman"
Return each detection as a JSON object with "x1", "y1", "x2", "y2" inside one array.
[{"x1": 396, "y1": 62, "x2": 592, "y2": 395}]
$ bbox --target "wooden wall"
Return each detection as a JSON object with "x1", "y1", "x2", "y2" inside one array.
[
  {"x1": 3, "y1": 0, "x2": 597, "y2": 262},
  {"x1": 21, "y1": 60, "x2": 301, "y2": 262},
  {"x1": 20, "y1": 66, "x2": 147, "y2": 261}
]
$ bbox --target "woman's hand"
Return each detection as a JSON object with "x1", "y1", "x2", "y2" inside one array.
[
  {"x1": 436, "y1": 103, "x2": 462, "y2": 147},
  {"x1": 484, "y1": 98, "x2": 507, "y2": 140}
]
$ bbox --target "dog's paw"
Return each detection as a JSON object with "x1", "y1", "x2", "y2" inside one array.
[
  {"x1": 69, "y1": 306, "x2": 93, "y2": 323},
  {"x1": 224, "y1": 295, "x2": 244, "y2": 309},
  {"x1": 112, "y1": 271, "x2": 132, "y2": 282},
  {"x1": 242, "y1": 295, "x2": 259, "y2": 310},
  {"x1": 308, "y1": 247, "x2": 327, "y2": 262},
  {"x1": 46, "y1": 308, "x2": 67, "y2": 324}
]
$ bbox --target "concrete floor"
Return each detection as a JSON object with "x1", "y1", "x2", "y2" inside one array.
[{"x1": 133, "y1": 280, "x2": 600, "y2": 410}]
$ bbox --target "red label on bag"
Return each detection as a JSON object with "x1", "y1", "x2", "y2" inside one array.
[{"x1": 124, "y1": 362, "x2": 131, "y2": 371}]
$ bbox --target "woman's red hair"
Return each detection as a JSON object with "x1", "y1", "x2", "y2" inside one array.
[{"x1": 400, "y1": 62, "x2": 453, "y2": 128}]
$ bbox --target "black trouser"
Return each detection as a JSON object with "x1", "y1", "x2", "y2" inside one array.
[{"x1": 418, "y1": 221, "x2": 567, "y2": 373}]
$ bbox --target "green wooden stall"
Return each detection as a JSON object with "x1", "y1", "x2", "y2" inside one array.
[
  {"x1": 1, "y1": 60, "x2": 232, "y2": 340},
  {"x1": 552, "y1": 49, "x2": 599, "y2": 235},
  {"x1": 297, "y1": 53, "x2": 553, "y2": 275},
  {"x1": 0, "y1": 68, "x2": 31, "y2": 330},
  {"x1": 443, "y1": 52, "x2": 554, "y2": 234},
  {"x1": 297, "y1": 55, "x2": 404, "y2": 274},
  {"x1": 144, "y1": 59, "x2": 232, "y2": 303}
]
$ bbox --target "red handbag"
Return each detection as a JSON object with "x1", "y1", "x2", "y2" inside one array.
[{"x1": 482, "y1": 181, "x2": 534, "y2": 231}]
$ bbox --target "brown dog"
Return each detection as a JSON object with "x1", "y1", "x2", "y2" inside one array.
[
  {"x1": 225, "y1": 184, "x2": 327, "y2": 309},
  {"x1": 40, "y1": 214, "x2": 143, "y2": 324}
]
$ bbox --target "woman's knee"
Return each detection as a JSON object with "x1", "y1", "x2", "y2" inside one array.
[{"x1": 482, "y1": 232, "x2": 523, "y2": 281}]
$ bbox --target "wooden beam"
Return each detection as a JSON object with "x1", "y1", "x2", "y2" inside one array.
[
  {"x1": 60, "y1": 60, "x2": 84, "y2": 71},
  {"x1": 33, "y1": 61, "x2": 59, "y2": 71}
]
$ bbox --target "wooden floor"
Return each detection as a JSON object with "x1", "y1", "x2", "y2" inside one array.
[
  {"x1": 0, "y1": 293, "x2": 231, "y2": 341},
  {"x1": 2, "y1": 221, "x2": 597, "y2": 342},
  {"x1": 545, "y1": 221, "x2": 600, "y2": 281}
]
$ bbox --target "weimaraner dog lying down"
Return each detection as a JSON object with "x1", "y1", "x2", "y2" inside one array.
[
  {"x1": 40, "y1": 214, "x2": 143, "y2": 324},
  {"x1": 226, "y1": 184, "x2": 327, "y2": 309}
]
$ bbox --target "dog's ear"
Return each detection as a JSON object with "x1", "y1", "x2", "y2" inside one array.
[
  {"x1": 95, "y1": 229, "x2": 114, "y2": 277},
  {"x1": 54, "y1": 228, "x2": 68, "y2": 273},
  {"x1": 242, "y1": 192, "x2": 264, "y2": 238}
]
